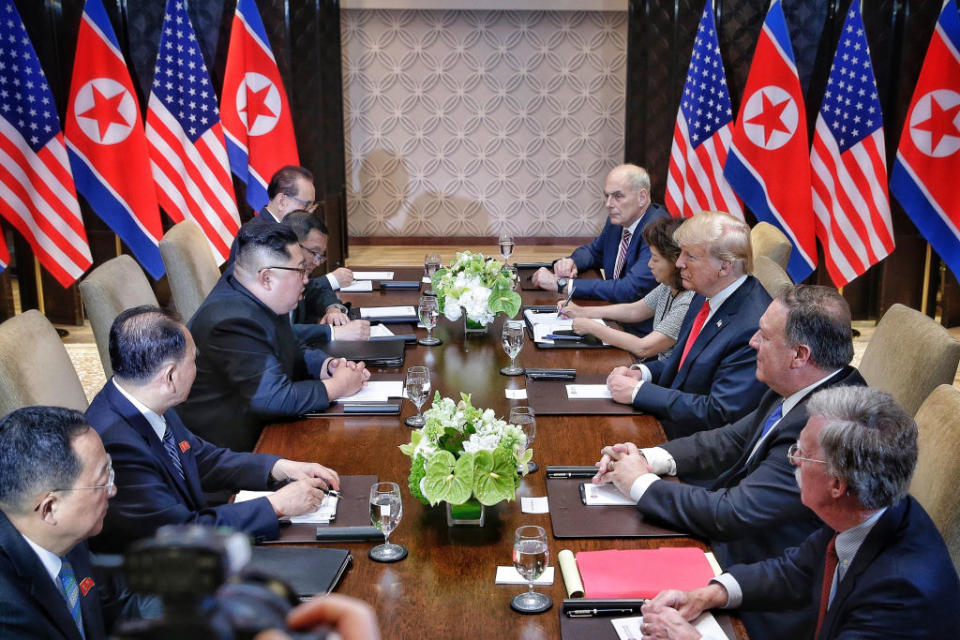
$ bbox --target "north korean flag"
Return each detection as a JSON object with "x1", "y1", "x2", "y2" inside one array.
[
  {"x1": 220, "y1": 0, "x2": 299, "y2": 211},
  {"x1": 724, "y1": 0, "x2": 817, "y2": 282},
  {"x1": 64, "y1": 0, "x2": 164, "y2": 278},
  {"x1": 891, "y1": 0, "x2": 960, "y2": 278}
]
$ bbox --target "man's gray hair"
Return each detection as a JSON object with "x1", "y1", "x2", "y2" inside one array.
[
  {"x1": 808, "y1": 386, "x2": 917, "y2": 510},
  {"x1": 776, "y1": 285, "x2": 854, "y2": 369},
  {"x1": 673, "y1": 211, "x2": 753, "y2": 274},
  {"x1": 614, "y1": 164, "x2": 651, "y2": 195}
]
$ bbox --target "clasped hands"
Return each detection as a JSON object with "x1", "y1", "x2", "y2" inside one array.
[
  {"x1": 606, "y1": 365, "x2": 643, "y2": 404},
  {"x1": 321, "y1": 357, "x2": 370, "y2": 399},
  {"x1": 592, "y1": 441, "x2": 653, "y2": 496},
  {"x1": 636, "y1": 586, "x2": 730, "y2": 640}
]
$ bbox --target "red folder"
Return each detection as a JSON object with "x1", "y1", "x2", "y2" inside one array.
[{"x1": 575, "y1": 547, "x2": 715, "y2": 599}]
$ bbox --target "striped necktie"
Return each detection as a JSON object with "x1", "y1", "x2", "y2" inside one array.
[
  {"x1": 814, "y1": 535, "x2": 839, "y2": 638},
  {"x1": 162, "y1": 425, "x2": 186, "y2": 482},
  {"x1": 612, "y1": 228, "x2": 632, "y2": 279},
  {"x1": 58, "y1": 559, "x2": 85, "y2": 638}
]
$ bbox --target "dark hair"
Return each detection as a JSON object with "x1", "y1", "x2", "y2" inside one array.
[
  {"x1": 284, "y1": 210, "x2": 328, "y2": 241},
  {"x1": 776, "y1": 285, "x2": 854, "y2": 369},
  {"x1": 0, "y1": 406, "x2": 90, "y2": 513},
  {"x1": 642, "y1": 217, "x2": 684, "y2": 290},
  {"x1": 109, "y1": 305, "x2": 186, "y2": 383},
  {"x1": 267, "y1": 165, "x2": 313, "y2": 200},
  {"x1": 235, "y1": 218, "x2": 298, "y2": 271},
  {"x1": 809, "y1": 386, "x2": 917, "y2": 510}
]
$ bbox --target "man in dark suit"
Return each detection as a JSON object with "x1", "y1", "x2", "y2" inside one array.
[
  {"x1": 639, "y1": 386, "x2": 960, "y2": 640},
  {"x1": 86, "y1": 306, "x2": 342, "y2": 551},
  {"x1": 179, "y1": 220, "x2": 369, "y2": 451},
  {"x1": 531, "y1": 164, "x2": 670, "y2": 333},
  {"x1": 0, "y1": 406, "x2": 155, "y2": 639},
  {"x1": 607, "y1": 211, "x2": 770, "y2": 438},
  {"x1": 596, "y1": 285, "x2": 865, "y2": 640}
]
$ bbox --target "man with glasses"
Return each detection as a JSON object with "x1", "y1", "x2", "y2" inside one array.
[
  {"x1": 638, "y1": 386, "x2": 960, "y2": 640},
  {"x1": 283, "y1": 210, "x2": 370, "y2": 344},
  {"x1": 0, "y1": 406, "x2": 157, "y2": 638},
  {"x1": 594, "y1": 285, "x2": 864, "y2": 640},
  {"x1": 86, "y1": 306, "x2": 342, "y2": 551},
  {"x1": 179, "y1": 219, "x2": 369, "y2": 452}
]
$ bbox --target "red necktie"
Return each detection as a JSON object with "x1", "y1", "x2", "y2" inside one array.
[
  {"x1": 814, "y1": 535, "x2": 839, "y2": 638},
  {"x1": 677, "y1": 300, "x2": 710, "y2": 370},
  {"x1": 612, "y1": 228, "x2": 632, "y2": 279}
]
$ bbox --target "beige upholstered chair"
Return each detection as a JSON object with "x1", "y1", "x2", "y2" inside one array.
[
  {"x1": 79, "y1": 254, "x2": 159, "y2": 378},
  {"x1": 752, "y1": 255, "x2": 793, "y2": 298},
  {"x1": 160, "y1": 220, "x2": 221, "y2": 323},
  {"x1": 859, "y1": 303, "x2": 960, "y2": 417},
  {"x1": 750, "y1": 221, "x2": 792, "y2": 270},
  {"x1": 0, "y1": 310, "x2": 88, "y2": 417},
  {"x1": 911, "y1": 384, "x2": 960, "y2": 572}
]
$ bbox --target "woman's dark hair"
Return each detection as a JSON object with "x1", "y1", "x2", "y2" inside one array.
[{"x1": 642, "y1": 216, "x2": 685, "y2": 290}]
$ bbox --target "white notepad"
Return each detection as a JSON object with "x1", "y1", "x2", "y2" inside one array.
[
  {"x1": 582, "y1": 482, "x2": 634, "y2": 506},
  {"x1": 352, "y1": 271, "x2": 394, "y2": 280},
  {"x1": 360, "y1": 306, "x2": 416, "y2": 319},
  {"x1": 340, "y1": 280, "x2": 373, "y2": 292},
  {"x1": 612, "y1": 612, "x2": 726, "y2": 640},
  {"x1": 566, "y1": 384, "x2": 612, "y2": 399},
  {"x1": 337, "y1": 380, "x2": 404, "y2": 402},
  {"x1": 234, "y1": 491, "x2": 339, "y2": 524},
  {"x1": 369, "y1": 324, "x2": 395, "y2": 338}
]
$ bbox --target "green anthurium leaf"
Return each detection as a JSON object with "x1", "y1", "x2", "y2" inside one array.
[
  {"x1": 398, "y1": 430, "x2": 423, "y2": 457},
  {"x1": 473, "y1": 448, "x2": 518, "y2": 505},
  {"x1": 488, "y1": 286, "x2": 522, "y2": 318},
  {"x1": 422, "y1": 450, "x2": 474, "y2": 506},
  {"x1": 519, "y1": 448, "x2": 533, "y2": 466}
]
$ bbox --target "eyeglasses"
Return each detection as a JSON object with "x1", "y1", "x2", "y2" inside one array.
[
  {"x1": 259, "y1": 265, "x2": 309, "y2": 278},
  {"x1": 34, "y1": 459, "x2": 115, "y2": 510},
  {"x1": 299, "y1": 243, "x2": 327, "y2": 263},
  {"x1": 286, "y1": 193, "x2": 318, "y2": 212},
  {"x1": 787, "y1": 443, "x2": 828, "y2": 466}
]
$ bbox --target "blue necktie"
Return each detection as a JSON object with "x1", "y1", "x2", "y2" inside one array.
[
  {"x1": 162, "y1": 425, "x2": 186, "y2": 482},
  {"x1": 58, "y1": 559, "x2": 85, "y2": 638},
  {"x1": 759, "y1": 402, "x2": 784, "y2": 440}
]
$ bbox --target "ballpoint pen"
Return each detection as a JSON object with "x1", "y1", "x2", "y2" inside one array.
[
  {"x1": 558, "y1": 279, "x2": 575, "y2": 312},
  {"x1": 566, "y1": 607, "x2": 640, "y2": 617}
]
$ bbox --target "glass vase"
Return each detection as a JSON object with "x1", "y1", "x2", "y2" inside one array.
[
  {"x1": 463, "y1": 314, "x2": 490, "y2": 337},
  {"x1": 446, "y1": 498, "x2": 486, "y2": 527}
]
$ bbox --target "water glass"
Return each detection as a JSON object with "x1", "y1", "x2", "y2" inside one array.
[
  {"x1": 498, "y1": 233, "x2": 514, "y2": 263},
  {"x1": 418, "y1": 295, "x2": 442, "y2": 346},
  {"x1": 404, "y1": 366, "x2": 430, "y2": 428},
  {"x1": 424, "y1": 253, "x2": 442, "y2": 294},
  {"x1": 369, "y1": 482, "x2": 407, "y2": 562},
  {"x1": 510, "y1": 525, "x2": 552, "y2": 613},
  {"x1": 500, "y1": 320, "x2": 525, "y2": 376},
  {"x1": 509, "y1": 406, "x2": 537, "y2": 474}
]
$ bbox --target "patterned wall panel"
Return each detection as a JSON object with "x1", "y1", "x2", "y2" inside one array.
[{"x1": 341, "y1": 9, "x2": 628, "y2": 238}]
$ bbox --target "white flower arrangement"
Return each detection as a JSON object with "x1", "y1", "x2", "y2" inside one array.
[{"x1": 431, "y1": 251, "x2": 521, "y2": 325}]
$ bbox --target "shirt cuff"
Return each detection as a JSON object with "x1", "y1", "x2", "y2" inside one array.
[
  {"x1": 329, "y1": 326, "x2": 336, "y2": 341},
  {"x1": 304, "y1": 350, "x2": 328, "y2": 378},
  {"x1": 628, "y1": 473, "x2": 661, "y2": 502},
  {"x1": 630, "y1": 380, "x2": 644, "y2": 403},
  {"x1": 711, "y1": 574, "x2": 741, "y2": 609},
  {"x1": 629, "y1": 363, "x2": 652, "y2": 382},
  {"x1": 326, "y1": 272, "x2": 340, "y2": 291},
  {"x1": 640, "y1": 447, "x2": 676, "y2": 476}
]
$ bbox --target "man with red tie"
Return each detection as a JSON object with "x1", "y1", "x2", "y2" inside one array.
[
  {"x1": 606, "y1": 211, "x2": 770, "y2": 438},
  {"x1": 636, "y1": 386, "x2": 960, "y2": 640}
]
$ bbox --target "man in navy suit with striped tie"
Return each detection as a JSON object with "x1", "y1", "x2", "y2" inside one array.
[{"x1": 85, "y1": 306, "x2": 340, "y2": 552}]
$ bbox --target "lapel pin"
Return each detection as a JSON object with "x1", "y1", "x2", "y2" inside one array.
[
  {"x1": 179, "y1": 440, "x2": 191, "y2": 453},
  {"x1": 715, "y1": 319, "x2": 724, "y2": 328},
  {"x1": 79, "y1": 577, "x2": 95, "y2": 596}
]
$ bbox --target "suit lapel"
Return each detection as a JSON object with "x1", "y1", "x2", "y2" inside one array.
[
  {"x1": 68, "y1": 544, "x2": 107, "y2": 640},
  {"x1": 163, "y1": 410, "x2": 206, "y2": 507},
  {"x1": 671, "y1": 294, "x2": 738, "y2": 389},
  {"x1": 713, "y1": 392, "x2": 781, "y2": 488},
  {"x1": 104, "y1": 381, "x2": 197, "y2": 507}
]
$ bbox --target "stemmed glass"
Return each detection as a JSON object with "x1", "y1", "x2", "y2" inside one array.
[
  {"x1": 498, "y1": 232, "x2": 514, "y2": 264},
  {"x1": 418, "y1": 295, "x2": 442, "y2": 346},
  {"x1": 368, "y1": 482, "x2": 407, "y2": 562},
  {"x1": 424, "y1": 253, "x2": 442, "y2": 295},
  {"x1": 500, "y1": 320, "x2": 525, "y2": 376},
  {"x1": 404, "y1": 366, "x2": 430, "y2": 428},
  {"x1": 510, "y1": 525, "x2": 552, "y2": 613},
  {"x1": 509, "y1": 406, "x2": 538, "y2": 474}
]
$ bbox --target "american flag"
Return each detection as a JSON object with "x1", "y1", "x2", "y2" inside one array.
[
  {"x1": 0, "y1": 0, "x2": 91, "y2": 287},
  {"x1": 146, "y1": 0, "x2": 239, "y2": 264},
  {"x1": 810, "y1": 1, "x2": 893, "y2": 287},
  {"x1": 665, "y1": 1, "x2": 743, "y2": 220}
]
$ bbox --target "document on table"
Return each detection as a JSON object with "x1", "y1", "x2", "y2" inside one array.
[
  {"x1": 612, "y1": 612, "x2": 726, "y2": 640},
  {"x1": 495, "y1": 566, "x2": 555, "y2": 585},
  {"x1": 566, "y1": 384, "x2": 612, "y2": 399},
  {"x1": 337, "y1": 380, "x2": 404, "y2": 402},
  {"x1": 360, "y1": 306, "x2": 416, "y2": 319},
  {"x1": 341, "y1": 280, "x2": 373, "y2": 292},
  {"x1": 352, "y1": 271, "x2": 394, "y2": 280},
  {"x1": 582, "y1": 482, "x2": 635, "y2": 506},
  {"x1": 369, "y1": 324, "x2": 395, "y2": 338},
  {"x1": 234, "y1": 491, "x2": 339, "y2": 524},
  {"x1": 505, "y1": 388, "x2": 528, "y2": 400},
  {"x1": 521, "y1": 496, "x2": 549, "y2": 513},
  {"x1": 524, "y1": 310, "x2": 606, "y2": 344}
]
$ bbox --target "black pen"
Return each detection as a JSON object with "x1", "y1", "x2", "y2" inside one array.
[{"x1": 566, "y1": 607, "x2": 640, "y2": 618}]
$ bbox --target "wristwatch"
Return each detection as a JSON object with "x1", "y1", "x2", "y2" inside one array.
[{"x1": 557, "y1": 277, "x2": 569, "y2": 294}]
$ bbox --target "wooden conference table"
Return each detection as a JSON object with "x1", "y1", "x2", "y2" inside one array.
[{"x1": 255, "y1": 268, "x2": 748, "y2": 639}]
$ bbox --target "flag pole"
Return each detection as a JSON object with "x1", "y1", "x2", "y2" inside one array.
[
  {"x1": 921, "y1": 243, "x2": 932, "y2": 314},
  {"x1": 33, "y1": 257, "x2": 45, "y2": 315},
  {"x1": 115, "y1": 234, "x2": 121, "y2": 257}
]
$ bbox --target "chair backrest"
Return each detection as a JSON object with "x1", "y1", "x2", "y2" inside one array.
[
  {"x1": 0, "y1": 310, "x2": 88, "y2": 417},
  {"x1": 752, "y1": 255, "x2": 793, "y2": 298},
  {"x1": 911, "y1": 384, "x2": 960, "y2": 572},
  {"x1": 160, "y1": 220, "x2": 221, "y2": 324},
  {"x1": 859, "y1": 303, "x2": 960, "y2": 417},
  {"x1": 750, "y1": 222, "x2": 792, "y2": 270},
  {"x1": 79, "y1": 254, "x2": 159, "y2": 378}
]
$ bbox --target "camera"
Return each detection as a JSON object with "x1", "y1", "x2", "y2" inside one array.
[{"x1": 109, "y1": 525, "x2": 325, "y2": 640}]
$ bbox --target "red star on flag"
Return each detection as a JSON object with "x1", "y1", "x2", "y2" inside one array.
[
  {"x1": 76, "y1": 86, "x2": 129, "y2": 141},
  {"x1": 746, "y1": 91, "x2": 792, "y2": 146},
  {"x1": 913, "y1": 95, "x2": 960, "y2": 152},
  {"x1": 241, "y1": 84, "x2": 276, "y2": 130}
]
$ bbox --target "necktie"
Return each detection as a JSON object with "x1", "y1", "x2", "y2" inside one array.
[
  {"x1": 58, "y1": 559, "x2": 85, "y2": 638},
  {"x1": 162, "y1": 426, "x2": 186, "y2": 482},
  {"x1": 677, "y1": 300, "x2": 711, "y2": 370},
  {"x1": 814, "y1": 535, "x2": 839, "y2": 638},
  {"x1": 612, "y1": 228, "x2": 632, "y2": 279},
  {"x1": 758, "y1": 402, "x2": 784, "y2": 440}
]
